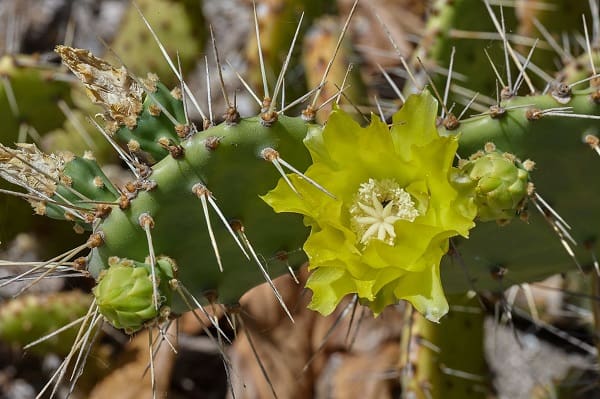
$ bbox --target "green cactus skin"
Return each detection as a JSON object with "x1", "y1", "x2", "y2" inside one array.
[
  {"x1": 113, "y1": 80, "x2": 188, "y2": 164},
  {"x1": 440, "y1": 87, "x2": 600, "y2": 294},
  {"x1": 399, "y1": 295, "x2": 489, "y2": 399},
  {"x1": 0, "y1": 55, "x2": 74, "y2": 245},
  {"x1": 410, "y1": 0, "x2": 518, "y2": 97},
  {"x1": 0, "y1": 54, "x2": 72, "y2": 140},
  {"x1": 45, "y1": 155, "x2": 119, "y2": 223},
  {"x1": 108, "y1": 0, "x2": 205, "y2": 87},
  {"x1": 56, "y1": 46, "x2": 188, "y2": 165},
  {"x1": 0, "y1": 290, "x2": 93, "y2": 356}
]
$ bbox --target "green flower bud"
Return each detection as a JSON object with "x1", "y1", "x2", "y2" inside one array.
[
  {"x1": 93, "y1": 257, "x2": 174, "y2": 332},
  {"x1": 454, "y1": 148, "x2": 531, "y2": 222}
]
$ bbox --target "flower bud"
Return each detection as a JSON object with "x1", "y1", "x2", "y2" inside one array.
[
  {"x1": 93, "y1": 257, "x2": 174, "y2": 332},
  {"x1": 455, "y1": 149, "x2": 530, "y2": 222}
]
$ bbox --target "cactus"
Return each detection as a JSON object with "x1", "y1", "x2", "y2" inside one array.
[
  {"x1": 0, "y1": 0, "x2": 599, "y2": 397},
  {"x1": 0, "y1": 290, "x2": 93, "y2": 356},
  {"x1": 0, "y1": 54, "x2": 72, "y2": 140},
  {"x1": 107, "y1": 0, "x2": 205, "y2": 87},
  {"x1": 0, "y1": 54, "x2": 74, "y2": 245},
  {"x1": 440, "y1": 85, "x2": 600, "y2": 294},
  {"x1": 398, "y1": 295, "x2": 489, "y2": 399}
]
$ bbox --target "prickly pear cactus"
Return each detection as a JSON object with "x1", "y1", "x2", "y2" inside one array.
[
  {"x1": 5, "y1": 40, "x2": 593, "y2": 333},
  {"x1": 51, "y1": 47, "x2": 315, "y2": 330},
  {"x1": 108, "y1": 0, "x2": 205, "y2": 87},
  {"x1": 1, "y1": 44, "x2": 523, "y2": 334},
  {"x1": 1, "y1": 1, "x2": 600, "y2": 397},
  {"x1": 0, "y1": 54, "x2": 72, "y2": 141},
  {"x1": 0, "y1": 290, "x2": 93, "y2": 356},
  {"x1": 0, "y1": 54, "x2": 74, "y2": 244},
  {"x1": 441, "y1": 85, "x2": 600, "y2": 294}
]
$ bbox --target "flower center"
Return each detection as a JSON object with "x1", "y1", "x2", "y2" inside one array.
[{"x1": 350, "y1": 178, "x2": 419, "y2": 246}]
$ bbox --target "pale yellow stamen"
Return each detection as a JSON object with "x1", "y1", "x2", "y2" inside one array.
[{"x1": 350, "y1": 178, "x2": 419, "y2": 246}]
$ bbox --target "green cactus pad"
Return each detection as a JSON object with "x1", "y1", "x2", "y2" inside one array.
[
  {"x1": 108, "y1": 0, "x2": 205, "y2": 87},
  {"x1": 56, "y1": 46, "x2": 188, "y2": 164},
  {"x1": 113, "y1": 79, "x2": 187, "y2": 164},
  {"x1": 441, "y1": 88, "x2": 600, "y2": 293},
  {"x1": 88, "y1": 114, "x2": 312, "y2": 313}
]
